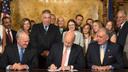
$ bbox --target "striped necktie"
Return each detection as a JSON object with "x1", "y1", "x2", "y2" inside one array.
[{"x1": 19, "y1": 48, "x2": 24, "y2": 63}]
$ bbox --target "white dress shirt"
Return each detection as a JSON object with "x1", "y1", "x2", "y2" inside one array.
[{"x1": 44, "y1": 25, "x2": 49, "y2": 31}]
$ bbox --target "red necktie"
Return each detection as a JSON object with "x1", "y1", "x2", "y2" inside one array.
[
  {"x1": 7, "y1": 29, "x2": 12, "y2": 43},
  {"x1": 61, "y1": 48, "x2": 68, "y2": 69}
]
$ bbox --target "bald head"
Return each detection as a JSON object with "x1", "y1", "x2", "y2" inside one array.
[{"x1": 64, "y1": 31, "x2": 75, "y2": 48}]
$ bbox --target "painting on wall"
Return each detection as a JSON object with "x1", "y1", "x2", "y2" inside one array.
[{"x1": 11, "y1": 0, "x2": 103, "y2": 30}]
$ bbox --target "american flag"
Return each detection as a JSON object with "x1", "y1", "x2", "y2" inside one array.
[{"x1": 1, "y1": 0, "x2": 11, "y2": 19}]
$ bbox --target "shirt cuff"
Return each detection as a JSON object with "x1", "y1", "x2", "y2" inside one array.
[
  {"x1": 25, "y1": 65, "x2": 29, "y2": 70},
  {"x1": 109, "y1": 65, "x2": 114, "y2": 69},
  {"x1": 6, "y1": 65, "x2": 11, "y2": 70}
]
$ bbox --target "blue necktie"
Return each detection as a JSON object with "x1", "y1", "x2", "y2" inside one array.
[{"x1": 20, "y1": 48, "x2": 24, "y2": 63}]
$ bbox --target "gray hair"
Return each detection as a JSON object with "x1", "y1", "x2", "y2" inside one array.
[
  {"x1": 97, "y1": 28, "x2": 109, "y2": 37},
  {"x1": 16, "y1": 29, "x2": 28, "y2": 39},
  {"x1": 118, "y1": 9, "x2": 127, "y2": 16}
]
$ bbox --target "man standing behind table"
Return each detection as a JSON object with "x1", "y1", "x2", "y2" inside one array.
[
  {"x1": 116, "y1": 10, "x2": 128, "y2": 51},
  {"x1": 75, "y1": 14, "x2": 84, "y2": 32},
  {"x1": 2, "y1": 17, "x2": 17, "y2": 46},
  {"x1": 30, "y1": 9, "x2": 61, "y2": 69}
]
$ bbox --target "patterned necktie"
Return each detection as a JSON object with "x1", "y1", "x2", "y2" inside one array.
[
  {"x1": 20, "y1": 48, "x2": 24, "y2": 63},
  {"x1": 44, "y1": 26, "x2": 48, "y2": 32},
  {"x1": 100, "y1": 45, "x2": 104, "y2": 64},
  {"x1": 61, "y1": 48, "x2": 68, "y2": 69}
]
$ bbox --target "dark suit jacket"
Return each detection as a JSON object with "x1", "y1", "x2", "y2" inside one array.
[
  {"x1": 117, "y1": 21, "x2": 128, "y2": 50},
  {"x1": 6, "y1": 29, "x2": 17, "y2": 46},
  {"x1": 87, "y1": 41, "x2": 123, "y2": 69},
  {"x1": 30, "y1": 23, "x2": 61, "y2": 54},
  {"x1": 0, "y1": 44, "x2": 38, "y2": 69},
  {"x1": 59, "y1": 28, "x2": 66, "y2": 41},
  {"x1": 47, "y1": 43, "x2": 85, "y2": 70}
]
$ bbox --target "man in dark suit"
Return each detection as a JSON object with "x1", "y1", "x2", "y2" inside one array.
[
  {"x1": 0, "y1": 30, "x2": 38, "y2": 70},
  {"x1": 30, "y1": 9, "x2": 61, "y2": 68},
  {"x1": 123, "y1": 34, "x2": 128, "y2": 68},
  {"x1": 87, "y1": 28, "x2": 123, "y2": 71},
  {"x1": 57, "y1": 17, "x2": 66, "y2": 41},
  {"x1": 2, "y1": 17, "x2": 17, "y2": 46},
  {"x1": 47, "y1": 31, "x2": 85, "y2": 71},
  {"x1": 51, "y1": 14, "x2": 57, "y2": 26},
  {"x1": 116, "y1": 10, "x2": 128, "y2": 51}
]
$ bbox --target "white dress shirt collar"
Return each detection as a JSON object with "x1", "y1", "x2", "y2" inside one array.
[{"x1": 120, "y1": 21, "x2": 126, "y2": 29}]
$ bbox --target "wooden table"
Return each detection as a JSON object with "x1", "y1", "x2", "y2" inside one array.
[{"x1": 1, "y1": 69, "x2": 128, "y2": 72}]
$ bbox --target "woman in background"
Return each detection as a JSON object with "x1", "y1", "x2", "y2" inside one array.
[
  {"x1": 92, "y1": 20, "x2": 103, "y2": 41},
  {"x1": 105, "y1": 20, "x2": 117, "y2": 43},
  {"x1": 63, "y1": 19, "x2": 84, "y2": 47},
  {"x1": 82, "y1": 24, "x2": 92, "y2": 55},
  {"x1": 82, "y1": 23, "x2": 92, "y2": 68},
  {"x1": 19, "y1": 18, "x2": 31, "y2": 35}
]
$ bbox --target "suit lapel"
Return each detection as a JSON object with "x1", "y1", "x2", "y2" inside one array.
[
  {"x1": 103, "y1": 45, "x2": 108, "y2": 65},
  {"x1": 47, "y1": 24, "x2": 51, "y2": 33},
  {"x1": 68, "y1": 45, "x2": 74, "y2": 65},
  {"x1": 40, "y1": 24, "x2": 46, "y2": 33},
  {"x1": 59, "y1": 44, "x2": 64, "y2": 66},
  {"x1": 119, "y1": 21, "x2": 128, "y2": 35},
  {"x1": 103, "y1": 43, "x2": 111, "y2": 65},
  {"x1": 96, "y1": 44, "x2": 101, "y2": 65},
  {"x1": 121, "y1": 21, "x2": 128, "y2": 30},
  {"x1": 11, "y1": 30, "x2": 14, "y2": 43},
  {"x1": 14, "y1": 45, "x2": 21, "y2": 63}
]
